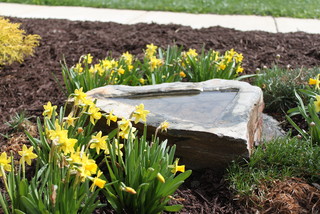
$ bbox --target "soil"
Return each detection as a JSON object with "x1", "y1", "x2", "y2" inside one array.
[{"x1": 1, "y1": 17, "x2": 320, "y2": 213}]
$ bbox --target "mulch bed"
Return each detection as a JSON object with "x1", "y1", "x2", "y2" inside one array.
[{"x1": 1, "y1": 16, "x2": 320, "y2": 213}]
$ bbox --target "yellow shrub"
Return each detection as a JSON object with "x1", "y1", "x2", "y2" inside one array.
[{"x1": 0, "y1": 17, "x2": 41, "y2": 65}]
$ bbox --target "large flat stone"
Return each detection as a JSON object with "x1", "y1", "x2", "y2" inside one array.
[{"x1": 86, "y1": 79, "x2": 264, "y2": 169}]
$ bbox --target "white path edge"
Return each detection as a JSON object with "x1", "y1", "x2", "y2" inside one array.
[{"x1": 1, "y1": 2, "x2": 320, "y2": 34}]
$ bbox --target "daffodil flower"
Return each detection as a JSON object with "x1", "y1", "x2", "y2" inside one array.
[
  {"x1": 159, "y1": 121, "x2": 170, "y2": 132},
  {"x1": 73, "y1": 87, "x2": 87, "y2": 105},
  {"x1": 106, "y1": 110, "x2": 117, "y2": 126},
  {"x1": 170, "y1": 159, "x2": 185, "y2": 174},
  {"x1": 90, "y1": 170, "x2": 106, "y2": 191},
  {"x1": 42, "y1": 101, "x2": 57, "y2": 119},
  {"x1": 131, "y1": 104, "x2": 150, "y2": 124},
  {"x1": 309, "y1": 74, "x2": 320, "y2": 90},
  {"x1": 90, "y1": 131, "x2": 108, "y2": 154},
  {"x1": 18, "y1": 145, "x2": 38, "y2": 166},
  {"x1": 0, "y1": 152, "x2": 11, "y2": 176}
]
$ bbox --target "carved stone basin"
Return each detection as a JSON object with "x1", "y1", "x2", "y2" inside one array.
[{"x1": 86, "y1": 79, "x2": 264, "y2": 169}]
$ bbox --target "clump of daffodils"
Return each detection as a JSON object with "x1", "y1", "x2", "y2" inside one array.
[
  {"x1": 62, "y1": 44, "x2": 246, "y2": 94},
  {"x1": 0, "y1": 17, "x2": 41, "y2": 66}
]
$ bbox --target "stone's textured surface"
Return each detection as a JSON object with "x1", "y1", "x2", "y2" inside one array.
[
  {"x1": 262, "y1": 114, "x2": 285, "y2": 142},
  {"x1": 86, "y1": 79, "x2": 264, "y2": 169}
]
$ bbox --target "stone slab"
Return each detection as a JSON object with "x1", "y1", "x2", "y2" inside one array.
[
  {"x1": 87, "y1": 79, "x2": 264, "y2": 169},
  {"x1": 275, "y1": 17, "x2": 320, "y2": 34}
]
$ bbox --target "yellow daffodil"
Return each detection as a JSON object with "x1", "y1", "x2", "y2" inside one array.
[
  {"x1": 131, "y1": 104, "x2": 150, "y2": 124},
  {"x1": 90, "y1": 170, "x2": 106, "y2": 191},
  {"x1": 18, "y1": 145, "x2": 38, "y2": 166},
  {"x1": 42, "y1": 101, "x2": 57, "y2": 119},
  {"x1": 122, "y1": 51, "x2": 133, "y2": 65},
  {"x1": 88, "y1": 106, "x2": 102, "y2": 125},
  {"x1": 0, "y1": 152, "x2": 11, "y2": 176},
  {"x1": 309, "y1": 74, "x2": 320, "y2": 90},
  {"x1": 105, "y1": 139, "x2": 124, "y2": 156},
  {"x1": 139, "y1": 78, "x2": 145, "y2": 85},
  {"x1": 314, "y1": 95, "x2": 320, "y2": 112},
  {"x1": 106, "y1": 110, "x2": 117, "y2": 126},
  {"x1": 118, "y1": 67, "x2": 125, "y2": 75},
  {"x1": 170, "y1": 159, "x2": 185, "y2": 174},
  {"x1": 159, "y1": 120, "x2": 170, "y2": 132},
  {"x1": 235, "y1": 53, "x2": 243, "y2": 63},
  {"x1": 101, "y1": 59, "x2": 112, "y2": 69},
  {"x1": 219, "y1": 63, "x2": 226, "y2": 71},
  {"x1": 74, "y1": 63, "x2": 83, "y2": 73},
  {"x1": 148, "y1": 56, "x2": 163, "y2": 71},
  {"x1": 64, "y1": 114, "x2": 77, "y2": 127},
  {"x1": 73, "y1": 87, "x2": 87, "y2": 105},
  {"x1": 118, "y1": 118, "x2": 136, "y2": 139},
  {"x1": 84, "y1": 53, "x2": 93, "y2": 64},
  {"x1": 179, "y1": 71, "x2": 186, "y2": 78},
  {"x1": 187, "y1": 48, "x2": 198, "y2": 57},
  {"x1": 236, "y1": 66, "x2": 244, "y2": 73},
  {"x1": 77, "y1": 153, "x2": 98, "y2": 181},
  {"x1": 90, "y1": 131, "x2": 108, "y2": 154},
  {"x1": 145, "y1": 43, "x2": 158, "y2": 58}
]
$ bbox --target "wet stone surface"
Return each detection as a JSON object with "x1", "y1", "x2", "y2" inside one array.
[{"x1": 112, "y1": 90, "x2": 238, "y2": 126}]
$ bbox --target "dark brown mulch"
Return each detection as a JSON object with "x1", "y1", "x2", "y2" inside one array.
[{"x1": 1, "y1": 17, "x2": 320, "y2": 213}]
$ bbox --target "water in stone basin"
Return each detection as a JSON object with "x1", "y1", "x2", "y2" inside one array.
[{"x1": 112, "y1": 91, "x2": 238, "y2": 124}]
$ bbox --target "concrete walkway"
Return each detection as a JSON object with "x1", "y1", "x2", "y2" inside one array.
[{"x1": 1, "y1": 2, "x2": 320, "y2": 34}]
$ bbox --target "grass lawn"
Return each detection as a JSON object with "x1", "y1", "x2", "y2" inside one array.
[{"x1": 1, "y1": 0, "x2": 320, "y2": 19}]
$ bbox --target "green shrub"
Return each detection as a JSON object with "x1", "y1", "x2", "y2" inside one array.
[{"x1": 0, "y1": 17, "x2": 41, "y2": 66}]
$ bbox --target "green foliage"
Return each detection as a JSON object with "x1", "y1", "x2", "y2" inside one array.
[
  {"x1": 62, "y1": 44, "x2": 248, "y2": 94},
  {"x1": 227, "y1": 136, "x2": 320, "y2": 197},
  {"x1": 0, "y1": 17, "x2": 41, "y2": 66},
  {"x1": 1, "y1": 0, "x2": 319, "y2": 19},
  {"x1": 253, "y1": 66, "x2": 320, "y2": 113},
  {"x1": 103, "y1": 127, "x2": 192, "y2": 214},
  {"x1": 286, "y1": 88, "x2": 320, "y2": 144},
  {"x1": 0, "y1": 88, "x2": 191, "y2": 213}
]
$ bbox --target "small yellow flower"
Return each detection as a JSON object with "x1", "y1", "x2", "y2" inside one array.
[
  {"x1": 179, "y1": 71, "x2": 186, "y2": 78},
  {"x1": 159, "y1": 121, "x2": 169, "y2": 132},
  {"x1": 170, "y1": 159, "x2": 185, "y2": 174},
  {"x1": 314, "y1": 95, "x2": 320, "y2": 112},
  {"x1": 88, "y1": 106, "x2": 102, "y2": 125},
  {"x1": 148, "y1": 56, "x2": 163, "y2": 71},
  {"x1": 84, "y1": 53, "x2": 93, "y2": 64},
  {"x1": 64, "y1": 114, "x2": 77, "y2": 127},
  {"x1": 236, "y1": 66, "x2": 244, "y2": 73},
  {"x1": 42, "y1": 101, "x2": 57, "y2": 119},
  {"x1": 73, "y1": 87, "x2": 87, "y2": 105},
  {"x1": 187, "y1": 48, "x2": 198, "y2": 57},
  {"x1": 219, "y1": 63, "x2": 226, "y2": 70},
  {"x1": 309, "y1": 74, "x2": 320, "y2": 90},
  {"x1": 118, "y1": 118, "x2": 136, "y2": 139},
  {"x1": 74, "y1": 63, "x2": 83, "y2": 73},
  {"x1": 0, "y1": 152, "x2": 11, "y2": 176},
  {"x1": 118, "y1": 67, "x2": 125, "y2": 75},
  {"x1": 139, "y1": 78, "x2": 145, "y2": 85},
  {"x1": 106, "y1": 110, "x2": 117, "y2": 126},
  {"x1": 157, "y1": 173, "x2": 165, "y2": 183},
  {"x1": 18, "y1": 145, "x2": 38, "y2": 166},
  {"x1": 90, "y1": 131, "x2": 108, "y2": 154},
  {"x1": 90, "y1": 170, "x2": 106, "y2": 191},
  {"x1": 145, "y1": 43, "x2": 158, "y2": 58},
  {"x1": 235, "y1": 53, "x2": 243, "y2": 63},
  {"x1": 122, "y1": 51, "x2": 133, "y2": 65},
  {"x1": 131, "y1": 103, "x2": 150, "y2": 124}
]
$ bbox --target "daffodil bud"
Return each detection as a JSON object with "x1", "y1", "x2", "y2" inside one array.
[{"x1": 157, "y1": 173, "x2": 165, "y2": 183}]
